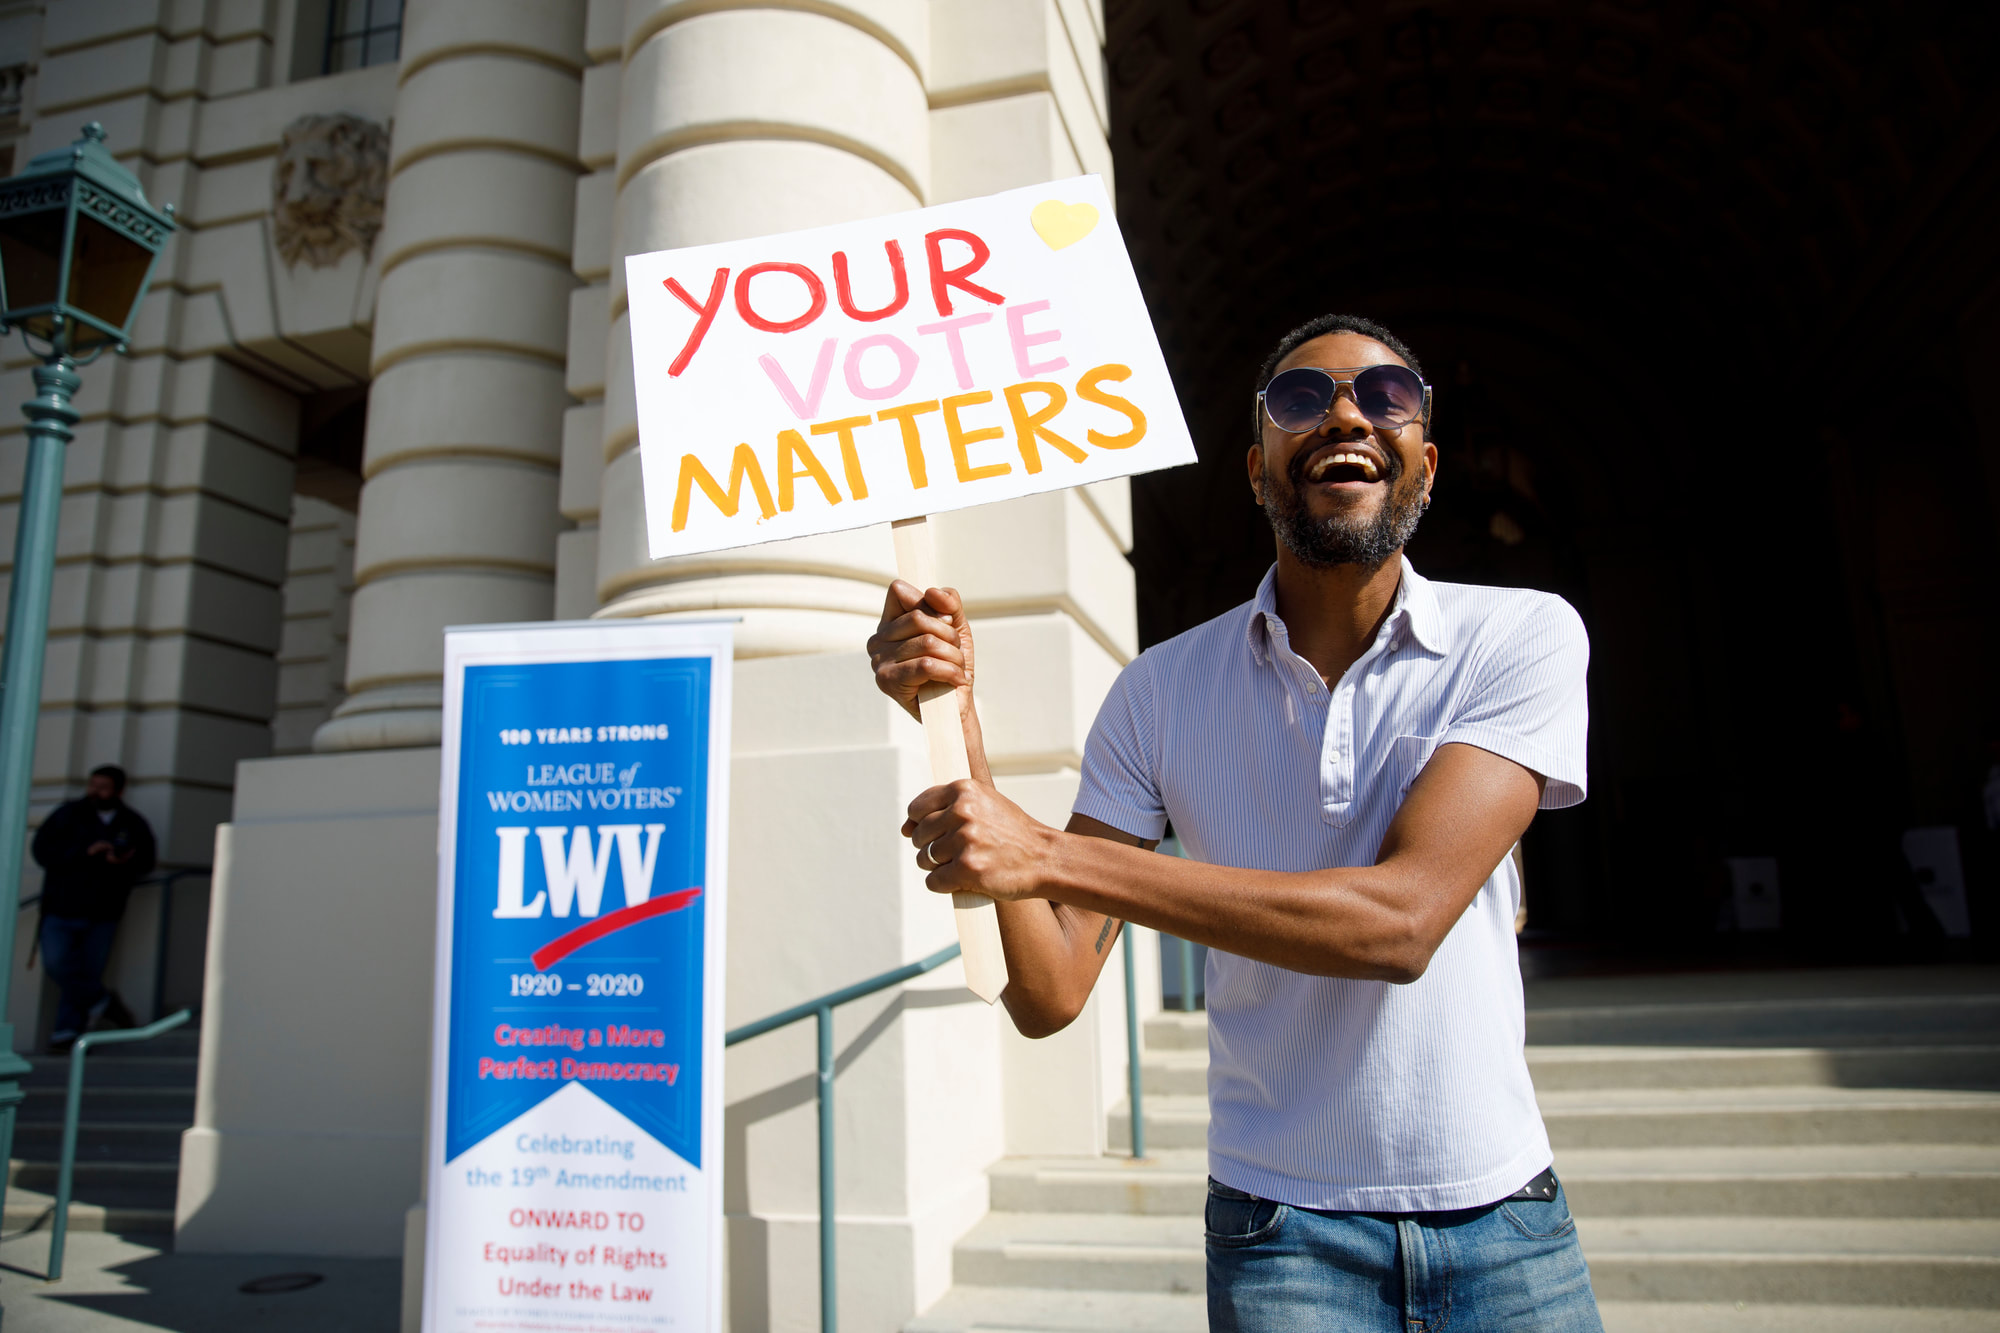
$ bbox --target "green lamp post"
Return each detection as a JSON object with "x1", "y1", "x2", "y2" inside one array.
[{"x1": 0, "y1": 123, "x2": 175, "y2": 1201}]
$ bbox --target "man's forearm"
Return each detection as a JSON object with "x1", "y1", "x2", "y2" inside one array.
[{"x1": 1035, "y1": 831, "x2": 1431, "y2": 983}]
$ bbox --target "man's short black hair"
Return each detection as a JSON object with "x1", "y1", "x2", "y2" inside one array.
[
  {"x1": 89, "y1": 764, "x2": 126, "y2": 793},
  {"x1": 1251, "y1": 314, "x2": 1431, "y2": 443}
]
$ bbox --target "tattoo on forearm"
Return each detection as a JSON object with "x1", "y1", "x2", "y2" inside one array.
[{"x1": 1094, "y1": 918, "x2": 1117, "y2": 954}]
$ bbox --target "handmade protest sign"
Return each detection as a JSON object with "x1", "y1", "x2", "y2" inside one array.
[
  {"x1": 424, "y1": 620, "x2": 731, "y2": 1333},
  {"x1": 626, "y1": 175, "x2": 1195, "y2": 1002}
]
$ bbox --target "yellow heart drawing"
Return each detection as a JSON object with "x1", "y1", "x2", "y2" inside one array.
[{"x1": 1031, "y1": 199, "x2": 1099, "y2": 250}]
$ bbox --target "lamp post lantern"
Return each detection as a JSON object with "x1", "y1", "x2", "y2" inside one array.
[{"x1": 0, "y1": 122, "x2": 175, "y2": 1207}]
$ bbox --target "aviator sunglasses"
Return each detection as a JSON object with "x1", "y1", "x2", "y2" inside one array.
[{"x1": 1259, "y1": 365, "x2": 1431, "y2": 435}]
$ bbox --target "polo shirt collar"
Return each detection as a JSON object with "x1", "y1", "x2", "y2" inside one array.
[
  {"x1": 1246, "y1": 555, "x2": 1448, "y2": 666},
  {"x1": 1246, "y1": 566, "x2": 1282, "y2": 666},
  {"x1": 1398, "y1": 558, "x2": 1449, "y2": 654}
]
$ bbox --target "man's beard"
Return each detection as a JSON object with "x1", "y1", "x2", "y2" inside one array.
[{"x1": 1261, "y1": 444, "x2": 1426, "y2": 570}]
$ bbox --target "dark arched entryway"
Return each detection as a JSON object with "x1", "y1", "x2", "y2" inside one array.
[{"x1": 1108, "y1": 1, "x2": 2000, "y2": 959}]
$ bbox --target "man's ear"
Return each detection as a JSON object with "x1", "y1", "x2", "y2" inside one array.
[
  {"x1": 1422, "y1": 441, "x2": 1438, "y2": 501},
  {"x1": 1247, "y1": 444, "x2": 1265, "y2": 504}
]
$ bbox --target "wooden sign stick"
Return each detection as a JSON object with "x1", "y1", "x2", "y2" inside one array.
[{"x1": 891, "y1": 515, "x2": 1009, "y2": 1004}]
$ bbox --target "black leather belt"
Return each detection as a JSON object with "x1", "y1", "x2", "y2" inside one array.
[{"x1": 1504, "y1": 1166, "x2": 1558, "y2": 1201}]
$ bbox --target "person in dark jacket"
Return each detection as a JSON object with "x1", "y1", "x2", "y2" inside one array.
[{"x1": 31, "y1": 764, "x2": 154, "y2": 1050}]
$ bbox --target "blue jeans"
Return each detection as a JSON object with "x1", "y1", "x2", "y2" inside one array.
[
  {"x1": 1207, "y1": 1175, "x2": 1604, "y2": 1332},
  {"x1": 40, "y1": 915, "x2": 120, "y2": 1038}
]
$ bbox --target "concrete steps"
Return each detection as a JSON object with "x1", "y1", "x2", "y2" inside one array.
[
  {"x1": 907, "y1": 1285, "x2": 1205, "y2": 1332},
  {"x1": 13, "y1": 1120, "x2": 189, "y2": 1158},
  {"x1": 4, "y1": 1026, "x2": 198, "y2": 1234},
  {"x1": 994, "y1": 1143, "x2": 2000, "y2": 1221},
  {"x1": 987, "y1": 1152, "x2": 1208, "y2": 1216},
  {"x1": 0, "y1": 1182, "x2": 176, "y2": 1234},
  {"x1": 1540, "y1": 1084, "x2": 2000, "y2": 1148},
  {"x1": 21, "y1": 1086, "x2": 196, "y2": 1119},
  {"x1": 1556, "y1": 1143, "x2": 2000, "y2": 1216},
  {"x1": 933, "y1": 1213, "x2": 2000, "y2": 1311},
  {"x1": 1527, "y1": 1042, "x2": 2000, "y2": 1091},
  {"x1": 951, "y1": 1213, "x2": 1201, "y2": 1294},
  {"x1": 909, "y1": 970, "x2": 2000, "y2": 1331},
  {"x1": 1136, "y1": 1049, "x2": 1204, "y2": 1096},
  {"x1": 7, "y1": 1157, "x2": 178, "y2": 1192},
  {"x1": 1133, "y1": 1042, "x2": 2000, "y2": 1119},
  {"x1": 1108, "y1": 1096, "x2": 1204, "y2": 1152},
  {"x1": 911, "y1": 1291, "x2": 2000, "y2": 1333},
  {"x1": 1577, "y1": 1216, "x2": 2000, "y2": 1306},
  {"x1": 1526, "y1": 994, "x2": 2000, "y2": 1047},
  {"x1": 1137, "y1": 1012, "x2": 1205, "y2": 1050},
  {"x1": 1597, "y1": 1306, "x2": 2000, "y2": 1332}
]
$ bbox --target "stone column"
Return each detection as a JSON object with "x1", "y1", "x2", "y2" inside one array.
[
  {"x1": 313, "y1": 0, "x2": 584, "y2": 751},
  {"x1": 588, "y1": 2, "x2": 930, "y2": 653}
]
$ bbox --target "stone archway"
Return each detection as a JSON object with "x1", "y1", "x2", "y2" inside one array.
[{"x1": 1108, "y1": 0, "x2": 2000, "y2": 951}]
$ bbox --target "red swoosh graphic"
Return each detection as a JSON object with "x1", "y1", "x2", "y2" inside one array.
[{"x1": 530, "y1": 888, "x2": 703, "y2": 971}]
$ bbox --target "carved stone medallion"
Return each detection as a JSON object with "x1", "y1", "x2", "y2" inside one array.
[{"x1": 272, "y1": 113, "x2": 389, "y2": 269}]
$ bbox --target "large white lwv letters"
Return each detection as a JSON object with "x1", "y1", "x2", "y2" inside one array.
[{"x1": 491, "y1": 824, "x2": 668, "y2": 918}]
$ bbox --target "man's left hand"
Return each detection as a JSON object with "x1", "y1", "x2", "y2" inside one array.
[{"x1": 904, "y1": 779, "x2": 1055, "y2": 902}]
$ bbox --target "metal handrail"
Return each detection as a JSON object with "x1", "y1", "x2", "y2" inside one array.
[
  {"x1": 144, "y1": 868, "x2": 209, "y2": 1022},
  {"x1": 1121, "y1": 923, "x2": 1145, "y2": 1159},
  {"x1": 46, "y1": 1007, "x2": 192, "y2": 1280},
  {"x1": 1157, "y1": 841, "x2": 1203, "y2": 1014},
  {"x1": 723, "y1": 940, "x2": 962, "y2": 1333},
  {"x1": 17, "y1": 863, "x2": 205, "y2": 909},
  {"x1": 1173, "y1": 935, "x2": 1201, "y2": 1012}
]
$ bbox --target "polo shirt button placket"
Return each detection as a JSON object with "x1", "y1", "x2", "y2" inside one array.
[
  {"x1": 1319, "y1": 678, "x2": 1346, "y2": 821},
  {"x1": 1337, "y1": 686, "x2": 1353, "y2": 799}
]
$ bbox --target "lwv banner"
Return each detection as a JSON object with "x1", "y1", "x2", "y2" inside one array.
[{"x1": 423, "y1": 620, "x2": 732, "y2": 1333}]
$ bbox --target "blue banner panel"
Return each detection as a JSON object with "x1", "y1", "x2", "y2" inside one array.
[{"x1": 445, "y1": 656, "x2": 710, "y2": 1165}]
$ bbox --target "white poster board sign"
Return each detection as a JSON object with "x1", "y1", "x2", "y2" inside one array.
[
  {"x1": 625, "y1": 174, "x2": 1195, "y2": 559},
  {"x1": 424, "y1": 619, "x2": 732, "y2": 1332}
]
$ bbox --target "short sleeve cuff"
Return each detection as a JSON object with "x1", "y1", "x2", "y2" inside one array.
[
  {"x1": 1436, "y1": 726, "x2": 1587, "y2": 809},
  {"x1": 1071, "y1": 792, "x2": 1169, "y2": 843}
]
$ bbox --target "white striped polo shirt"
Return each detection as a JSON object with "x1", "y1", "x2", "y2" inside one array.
[{"x1": 1075, "y1": 559, "x2": 1589, "y2": 1212}]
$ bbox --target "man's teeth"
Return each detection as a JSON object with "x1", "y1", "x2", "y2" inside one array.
[{"x1": 1307, "y1": 452, "x2": 1380, "y2": 482}]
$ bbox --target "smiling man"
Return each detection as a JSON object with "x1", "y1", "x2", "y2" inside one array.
[{"x1": 869, "y1": 313, "x2": 1599, "y2": 1330}]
